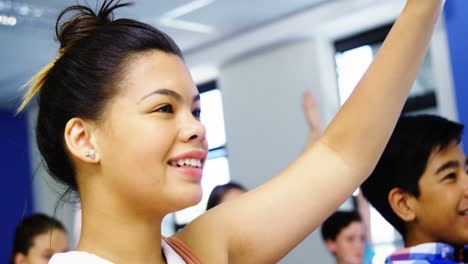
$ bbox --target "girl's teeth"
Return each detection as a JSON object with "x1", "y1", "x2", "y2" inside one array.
[{"x1": 171, "y1": 159, "x2": 201, "y2": 168}]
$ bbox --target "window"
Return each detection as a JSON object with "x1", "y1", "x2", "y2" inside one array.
[
  {"x1": 173, "y1": 81, "x2": 230, "y2": 229},
  {"x1": 334, "y1": 24, "x2": 438, "y2": 263},
  {"x1": 335, "y1": 24, "x2": 438, "y2": 113}
]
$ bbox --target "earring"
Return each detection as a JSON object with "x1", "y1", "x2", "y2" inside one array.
[{"x1": 85, "y1": 151, "x2": 96, "y2": 160}]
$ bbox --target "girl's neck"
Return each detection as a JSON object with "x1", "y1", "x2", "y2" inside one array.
[{"x1": 77, "y1": 197, "x2": 167, "y2": 263}]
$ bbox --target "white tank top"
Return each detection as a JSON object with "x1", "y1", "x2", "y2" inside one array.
[{"x1": 49, "y1": 239, "x2": 186, "y2": 264}]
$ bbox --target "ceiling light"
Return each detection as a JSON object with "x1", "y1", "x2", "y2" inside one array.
[
  {"x1": 164, "y1": 0, "x2": 215, "y2": 19},
  {"x1": 18, "y1": 5, "x2": 30, "y2": 16},
  {"x1": 0, "y1": 1, "x2": 46, "y2": 18},
  {"x1": 160, "y1": 0, "x2": 215, "y2": 34},
  {"x1": 0, "y1": 14, "x2": 16, "y2": 26},
  {"x1": 160, "y1": 17, "x2": 214, "y2": 34}
]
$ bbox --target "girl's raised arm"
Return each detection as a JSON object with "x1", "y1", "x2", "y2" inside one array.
[{"x1": 179, "y1": 1, "x2": 446, "y2": 263}]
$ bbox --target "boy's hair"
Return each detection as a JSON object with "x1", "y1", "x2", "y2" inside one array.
[
  {"x1": 321, "y1": 211, "x2": 362, "y2": 241},
  {"x1": 361, "y1": 114, "x2": 464, "y2": 238}
]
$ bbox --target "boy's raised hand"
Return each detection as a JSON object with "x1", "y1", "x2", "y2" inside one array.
[{"x1": 302, "y1": 90, "x2": 325, "y2": 150}]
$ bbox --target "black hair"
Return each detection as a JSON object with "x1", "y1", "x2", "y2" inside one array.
[
  {"x1": 361, "y1": 114, "x2": 464, "y2": 238},
  {"x1": 206, "y1": 182, "x2": 247, "y2": 210},
  {"x1": 18, "y1": 0, "x2": 182, "y2": 193},
  {"x1": 321, "y1": 211, "x2": 362, "y2": 241},
  {"x1": 10, "y1": 213, "x2": 66, "y2": 264}
]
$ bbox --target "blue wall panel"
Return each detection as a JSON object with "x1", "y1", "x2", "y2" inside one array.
[
  {"x1": 444, "y1": 0, "x2": 468, "y2": 149},
  {"x1": 0, "y1": 110, "x2": 32, "y2": 262}
]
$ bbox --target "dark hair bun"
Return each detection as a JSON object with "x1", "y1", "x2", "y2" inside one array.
[{"x1": 56, "y1": 0, "x2": 132, "y2": 50}]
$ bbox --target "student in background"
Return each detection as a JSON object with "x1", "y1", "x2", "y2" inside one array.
[
  {"x1": 10, "y1": 213, "x2": 68, "y2": 264},
  {"x1": 322, "y1": 211, "x2": 365, "y2": 264},
  {"x1": 321, "y1": 192, "x2": 374, "y2": 264}
]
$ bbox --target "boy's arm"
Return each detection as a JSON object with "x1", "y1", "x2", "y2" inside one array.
[{"x1": 302, "y1": 90, "x2": 325, "y2": 151}]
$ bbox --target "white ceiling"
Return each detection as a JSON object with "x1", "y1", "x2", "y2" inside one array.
[{"x1": 0, "y1": 0, "x2": 403, "y2": 110}]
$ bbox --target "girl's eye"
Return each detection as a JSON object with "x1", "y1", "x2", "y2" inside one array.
[
  {"x1": 192, "y1": 108, "x2": 201, "y2": 119},
  {"x1": 153, "y1": 104, "x2": 173, "y2": 113}
]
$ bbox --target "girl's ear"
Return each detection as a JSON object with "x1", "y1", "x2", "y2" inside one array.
[{"x1": 64, "y1": 117, "x2": 100, "y2": 163}]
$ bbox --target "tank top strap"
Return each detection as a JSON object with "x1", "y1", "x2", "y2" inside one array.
[{"x1": 162, "y1": 236, "x2": 202, "y2": 264}]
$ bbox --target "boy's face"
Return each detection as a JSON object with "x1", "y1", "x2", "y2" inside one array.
[{"x1": 411, "y1": 143, "x2": 468, "y2": 245}]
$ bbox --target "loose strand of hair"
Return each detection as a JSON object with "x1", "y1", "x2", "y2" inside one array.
[
  {"x1": 16, "y1": 61, "x2": 54, "y2": 113},
  {"x1": 99, "y1": 0, "x2": 133, "y2": 19}
]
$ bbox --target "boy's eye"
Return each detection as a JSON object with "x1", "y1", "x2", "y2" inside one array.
[
  {"x1": 153, "y1": 104, "x2": 173, "y2": 113},
  {"x1": 192, "y1": 108, "x2": 201, "y2": 119},
  {"x1": 443, "y1": 173, "x2": 457, "y2": 181}
]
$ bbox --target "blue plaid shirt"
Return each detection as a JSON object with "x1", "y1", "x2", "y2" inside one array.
[{"x1": 385, "y1": 243, "x2": 468, "y2": 264}]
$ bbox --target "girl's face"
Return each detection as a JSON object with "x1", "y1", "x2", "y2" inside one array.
[
  {"x1": 94, "y1": 51, "x2": 208, "y2": 215},
  {"x1": 15, "y1": 229, "x2": 68, "y2": 264}
]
